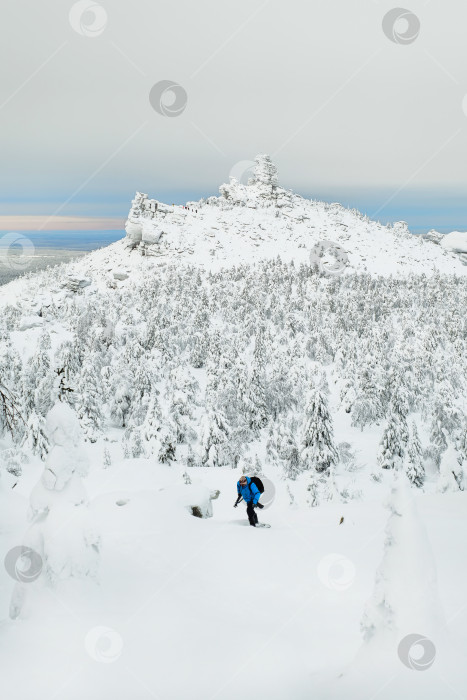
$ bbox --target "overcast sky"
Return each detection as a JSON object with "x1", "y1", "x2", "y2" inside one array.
[{"x1": 2, "y1": 0, "x2": 467, "y2": 232}]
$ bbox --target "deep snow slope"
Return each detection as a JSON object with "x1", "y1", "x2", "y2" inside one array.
[{"x1": 1, "y1": 459, "x2": 466, "y2": 700}]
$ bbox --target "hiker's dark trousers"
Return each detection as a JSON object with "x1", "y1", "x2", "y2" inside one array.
[{"x1": 246, "y1": 502, "x2": 258, "y2": 526}]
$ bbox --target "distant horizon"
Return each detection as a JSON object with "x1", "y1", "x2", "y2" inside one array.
[{"x1": 1, "y1": 184, "x2": 467, "y2": 237}]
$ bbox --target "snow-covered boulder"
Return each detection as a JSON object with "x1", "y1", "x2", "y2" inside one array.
[
  {"x1": 124, "y1": 219, "x2": 143, "y2": 245},
  {"x1": 440, "y1": 231, "x2": 467, "y2": 253},
  {"x1": 160, "y1": 482, "x2": 221, "y2": 519},
  {"x1": 141, "y1": 224, "x2": 164, "y2": 246},
  {"x1": 422, "y1": 229, "x2": 444, "y2": 245},
  {"x1": 18, "y1": 315, "x2": 44, "y2": 331},
  {"x1": 62, "y1": 276, "x2": 91, "y2": 292},
  {"x1": 113, "y1": 270, "x2": 129, "y2": 281}
]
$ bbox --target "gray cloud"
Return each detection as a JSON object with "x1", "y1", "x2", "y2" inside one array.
[{"x1": 1, "y1": 0, "x2": 467, "y2": 218}]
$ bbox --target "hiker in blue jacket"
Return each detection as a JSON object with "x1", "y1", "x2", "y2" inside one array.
[{"x1": 234, "y1": 475, "x2": 263, "y2": 527}]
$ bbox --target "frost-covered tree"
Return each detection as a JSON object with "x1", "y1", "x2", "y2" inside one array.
[
  {"x1": 76, "y1": 359, "x2": 103, "y2": 442},
  {"x1": 351, "y1": 357, "x2": 384, "y2": 430},
  {"x1": 22, "y1": 410, "x2": 49, "y2": 460},
  {"x1": 0, "y1": 378, "x2": 23, "y2": 438},
  {"x1": 123, "y1": 427, "x2": 144, "y2": 458},
  {"x1": 201, "y1": 410, "x2": 230, "y2": 467},
  {"x1": 267, "y1": 418, "x2": 301, "y2": 479},
  {"x1": 306, "y1": 467, "x2": 338, "y2": 507},
  {"x1": 438, "y1": 442, "x2": 464, "y2": 492},
  {"x1": 404, "y1": 421, "x2": 424, "y2": 487},
  {"x1": 110, "y1": 380, "x2": 132, "y2": 428},
  {"x1": 166, "y1": 367, "x2": 199, "y2": 444},
  {"x1": 430, "y1": 381, "x2": 462, "y2": 452},
  {"x1": 159, "y1": 432, "x2": 176, "y2": 464},
  {"x1": 301, "y1": 386, "x2": 338, "y2": 473},
  {"x1": 10, "y1": 402, "x2": 100, "y2": 619},
  {"x1": 378, "y1": 413, "x2": 405, "y2": 471},
  {"x1": 140, "y1": 396, "x2": 160, "y2": 453}
]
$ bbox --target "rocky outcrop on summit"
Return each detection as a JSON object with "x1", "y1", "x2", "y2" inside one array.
[{"x1": 116, "y1": 154, "x2": 467, "y2": 276}]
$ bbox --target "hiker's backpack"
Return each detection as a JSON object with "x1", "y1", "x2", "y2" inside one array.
[{"x1": 249, "y1": 476, "x2": 264, "y2": 494}]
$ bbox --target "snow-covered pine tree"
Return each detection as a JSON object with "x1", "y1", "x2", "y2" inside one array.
[
  {"x1": 53, "y1": 367, "x2": 75, "y2": 405},
  {"x1": 166, "y1": 367, "x2": 199, "y2": 445},
  {"x1": 141, "y1": 394, "x2": 162, "y2": 457},
  {"x1": 351, "y1": 356, "x2": 384, "y2": 431},
  {"x1": 267, "y1": 417, "x2": 301, "y2": 479},
  {"x1": 0, "y1": 377, "x2": 23, "y2": 438},
  {"x1": 127, "y1": 359, "x2": 153, "y2": 426},
  {"x1": 76, "y1": 359, "x2": 103, "y2": 442},
  {"x1": 201, "y1": 410, "x2": 230, "y2": 467},
  {"x1": 246, "y1": 368, "x2": 268, "y2": 432},
  {"x1": 22, "y1": 410, "x2": 49, "y2": 460},
  {"x1": 377, "y1": 412, "x2": 405, "y2": 471},
  {"x1": 430, "y1": 381, "x2": 461, "y2": 452},
  {"x1": 110, "y1": 379, "x2": 132, "y2": 428},
  {"x1": 404, "y1": 421, "x2": 424, "y2": 487},
  {"x1": 301, "y1": 386, "x2": 338, "y2": 473},
  {"x1": 438, "y1": 441, "x2": 464, "y2": 492},
  {"x1": 390, "y1": 384, "x2": 410, "y2": 445},
  {"x1": 159, "y1": 432, "x2": 176, "y2": 464},
  {"x1": 10, "y1": 402, "x2": 100, "y2": 618}
]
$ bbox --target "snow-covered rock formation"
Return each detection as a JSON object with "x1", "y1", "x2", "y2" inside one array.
[
  {"x1": 422, "y1": 229, "x2": 467, "y2": 266},
  {"x1": 118, "y1": 154, "x2": 467, "y2": 276}
]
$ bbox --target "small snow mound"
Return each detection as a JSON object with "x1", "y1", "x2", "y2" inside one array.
[
  {"x1": 18, "y1": 315, "x2": 44, "y2": 331},
  {"x1": 440, "y1": 230, "x2": 467, "y2": 253}
]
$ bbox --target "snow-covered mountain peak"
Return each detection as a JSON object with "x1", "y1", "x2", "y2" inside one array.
[{"x1": 115, "y1": 154, "x2": 467, "y2": 278}]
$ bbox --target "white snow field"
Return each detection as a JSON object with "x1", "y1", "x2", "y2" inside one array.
[
  {"x1": 1, "y1": 157, "x2": 466, "y2": 699},
  {"x1": 1, "y1": 456, "x2": 466, "y2": 700}
]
